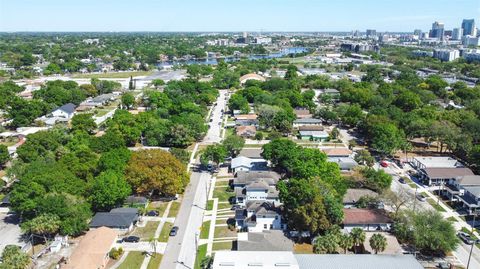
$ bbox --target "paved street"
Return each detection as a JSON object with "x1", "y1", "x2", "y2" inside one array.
[
  {"x1": 0, "y1": 213, "x2": 24, "y2": 254},
  {"x1": 160, "y1": 90, "x2": 228, "y2": 269}
]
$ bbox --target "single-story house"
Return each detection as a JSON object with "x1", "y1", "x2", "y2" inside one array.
[
  {"x1": 51, "y1": 103, "x2": 76, "y2": 119},
  {"x1": 342, "y1": 208, "x2": 392, "y2": 232},
  {"x1": 63, "y1": 227, "x2": 117, "y2": 269},
  {"x1": 239, "y1": 73, "x2": 266, "y2": 84},
  {"x1": 89, "y1": 208, "x2": 139, "y2": 233},
  {"x1": 230, "y1": 156, "x2": 267, "y2": 174},
  {"x1": 419, "y1": 167, "x2": 474, "y2": 186},
  {"x1": 294, "y1": 108, "x2": 312, "y2": 119},
  {"x1": 235, "y1": 114, "x2": 259, "y2": 127},
  {"x1": 238, "y1": 148, "x2": 263, "y2": 159},
  {"x1": 322, "y1": 148, "x2": 353, "y2": 158},
  {"x1": 235, "y1": 201, "x2": 285, "y2": 233},
  {"x1": 236, "y1": 125, "x2": 257, "y2": 138},
  {"x1": 298, "y1": 125, "x2": 328, "y2": 141},
  {"x1": 343, "y1": 189, "x2": 378, "y2": 208},
  {"x1": 237, "y1": 230, "x2": 294, "y2": 251},
  {"x1": 328, "y1": 157, "x2": 358, "y2": 171},
  {"x1": 293, "y1": 118, "x2": 323, "y2": 128},
  {"x1": 412, "y1": 156, "x2": 462, "y2": 170},
  {"x1": 213, "y1": 251, "x2": 299, "y2": 269}
]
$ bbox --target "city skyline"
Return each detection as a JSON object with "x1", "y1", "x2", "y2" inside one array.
[{"x1": 0, "y1": 0, "x2": 478, "y2": 32}]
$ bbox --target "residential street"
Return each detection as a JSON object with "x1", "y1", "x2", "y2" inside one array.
[{"x1": 160, "y1": 90, "x2": 228, "y2": 269}]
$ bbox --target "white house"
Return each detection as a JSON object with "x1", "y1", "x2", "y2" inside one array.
[
  {"x1": 235, "y1": 179, "x2": 280, "y2": 206},
  {"x1": 230, "y1": 156, "x2": 267, "y2": 174},
  {"x1": 51, "y1": 103, "x2": 76, "y2": 119},
  {"x1": 235, "y1": 201, "x2": 285, "y2": 233},
  {"x1": 342, "y1": 208, "x2": 392, "y2": 232}
]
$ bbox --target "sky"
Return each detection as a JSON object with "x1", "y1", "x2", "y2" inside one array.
[{"x1": 0, "y1": 0, "x2": 478, "y2": 32}]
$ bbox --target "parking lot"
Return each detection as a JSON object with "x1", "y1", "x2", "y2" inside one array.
[{"x1": 0, "y1": 213, "x2": 24, "y2": 254}]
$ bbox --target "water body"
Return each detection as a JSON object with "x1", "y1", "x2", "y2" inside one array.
[{"x1": 158, "y1": 47, "x2": 309, "y2": 67}]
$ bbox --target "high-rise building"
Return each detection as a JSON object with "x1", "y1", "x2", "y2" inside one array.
[
  {"x1": 413, "y1": 29, "x2": 422, "y2": 36},
  {"x1": 430, "y1": 21, "x2": 445, "y2": 40},
  {"x1": 366, "y1": 29, "x2": 377, "y2": 37},
  {"x1": 462, "y1": 19, "x2": 476, "y2": 36},
  {"x1": 452, "y1": 28, "x2": 463, "y2": 40}
]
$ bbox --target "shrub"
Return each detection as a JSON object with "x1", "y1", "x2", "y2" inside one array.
[{"x1": 109, "y1": 247, "x2": 124, "y2": 259}]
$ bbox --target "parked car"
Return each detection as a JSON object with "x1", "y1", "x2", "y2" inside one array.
[
  {"x1": 399, "y1": 177, "x2": 406, "y2": 184},
  {"x1": 380, "y1": 161, "x2": 389, "y2": 168},
  {"x1": 123, "y1": 236, "x2": 140, "y2": 243},
  {"x1": 416, "y1": 194, "x2": 427, "y2": 202},
  {"x1": 158, "y1": 195, "x2": 178, "y2": 202},
  {"x1": 170, "y1": 226, "x2": 179, "y2": 236},
  {"x1": 231, "y1": 205, "x2": 241, "y2": 210},
  {"x1": 438, "y1": 262, "x2": 450, "y2": 269},
  {"x1": 209, "y1": 119, "x2": 213, "y2": 122},
  {"x1": 147, "y1": 210, "x2": 159, "y2": 216},
  {"x1": 457, "y1": 232, "x2": 475, "y2": 245},
  {"x1": 207, "y1": 164, "x2": 213, "y2": 172}
]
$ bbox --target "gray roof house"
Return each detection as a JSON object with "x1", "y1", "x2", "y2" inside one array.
[
  {"x1": 230, "y1": 156, "x2": 267, "y2": 174},
  {"x1": 90, "y1": 207, "x2": 139, "y2": 233},
  {"x1": 237, "y1": 230, "x2": 294, "y2": 251},
  {"x1": 233, "y1": 171, "x2": 281, "y2": 187}
]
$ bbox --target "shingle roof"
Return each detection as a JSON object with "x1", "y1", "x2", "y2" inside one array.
[
  {"x1": 294, "y1": 118, "x2": 322, "y2": 124},
  {"x1": 422, "y1": 167, "x2": 474, "y2": 179},
  {"x1": 239, "y1": 148, "x2": 263, "y2": 159},
  {"x1": 343, "y1": 209, "x2": 392, "y2": 225},
  {"x1": 298, "y1": 125, "x2": 325, "y2": 131},
  {"x1": 234, "y1": 171, "x2": 281, "y2": 185},
  {"x1": 456, "y1": 175, "x2": 480, "y2": 185},
  {"x1": 343, "y1": 189, "x2": 378, "y2": 204},
  {"x1": 238, "y1": 231, "x2": 294, "y2": 251},
  {"x1": 55, "y1": 103, "x2": 76, "y2": 114},
  {"x1": 89, "y1": 209, "x2": 138, "y2": 229}
]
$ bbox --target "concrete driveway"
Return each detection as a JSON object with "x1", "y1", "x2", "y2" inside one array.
[{"x1": 0, "y1": 213, "x2": 24, "y2": 254}]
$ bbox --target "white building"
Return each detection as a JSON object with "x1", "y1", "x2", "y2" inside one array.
[
  {"x1": 230, "y1": 156, "x2": 267, "y2": 174},
  {"x1": 412, "y1": 156, "x2": 462, "y2": 170},
  {"x1": 462, "y1": 35, "x2": 480, "y2": 47},
  {"x1": 51, "y1": 103, "x2": 76, "y2": 119},
  {"x1": 255, "y1": 37, "x2": 272, "y2": 45},
  {"x1": 433, "y1": 49, "x2": 460, "y2": 62},
  {"x1": 235, "y1": 201, "x2": 285, "y2": 233},
  {"x1": 452, "y1": 28, "x2": 463, "y2": 40}
]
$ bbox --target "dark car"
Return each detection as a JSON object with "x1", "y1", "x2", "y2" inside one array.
[
  {"x1": 158, "y1": 195, "x2": 178, "y2": 202},
  {"x1": 231, "y1": 205, "x2": 241, "y2": 210},
  {"x1": 147, "y1": 210, "x2": 159, "y2": 216},
  {"x1": 123, "y1": 236, "x2": 140, "y2": 243},
  {"x1": 458, "y1": 232, "x2": 475, "y2": 245},
  {"x1": 399, "y1": 177, "x2": 406, "y2": 184},
  {"x1": 170, "y1": 226, "x2": 179, "y2": 236}
]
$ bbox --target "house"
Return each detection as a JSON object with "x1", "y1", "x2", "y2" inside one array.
[
  {"x1": 328, "y1": 157, "x2": 358, "y2": 171},
  {"x1": 412, "y1": 156, "x2": 462, "y2": 170},
  {"x1": 213, "y1": 252, "x2": 423, "y2": 269},
  {"x1": 235, "y1": 179, "x2": 280, "y2": 206},
  {"x1": 51, "y1": 103, "x2": 76, "y2": 119},
  {"x1": 238, "y1": 148, "x2": 263, "y2": 159},
  {"x1": 230, "y1": 156, "x2": 267, "y2": 174},
  {"x1": 239, "y1": 73, "x2": 266, "y2": 84},
  {"x1": 233, "y1": 171, "x2": 281, "y2": 187},
  {"x1": 63, "y1": 227, "x2": 117, "y2": 269},
  {"x1": 235, "y1": 114, "x2": 259, "y2": 127},
  {"x1": 235, "y1": 201, "x2": 285, "y2": 232},
  {"x1": 298, "y1": 125, "x2": 328, "y2": 141},
  {"x1": 237, "y1": 230, "x2": 294, "y2": 251},
  {"x1": 419, "y1": 167, "x2": 474, "y2": 186},
  {"x1": 124, "y1": 195, "x2": 148, "y2": 207},
  {"x1": 89, "y1": 207, "x2": 139, "y2": 233},
  {"x1": 294, "y1": 108, "x2": 312, "y2": 119},
  {"x1": 457, "y1": 186, "x2": 480, "y2": 214},
  {"x1": 293, "y1": 118, "x2": 322, "y2": 128},
  {"x1": 343, "y1": 189, "x2": 378, "y2": 208},
  {"x1": 322, "y1": 148, "x2": 353, "y2": 157},
  {"x1": 342, "y1": 208, "x2": 392, "y2": 232},
  {"x1": 236, "y1": 125, "x2": 257, "y2": 138},
  {"x1": 444, "y1": 175, "x2": 480, "y2": 201}
]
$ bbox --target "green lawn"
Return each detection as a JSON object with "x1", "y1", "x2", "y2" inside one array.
[
  {"x1": 147, "y1": 202, "x2": 169, "y2": 217},
  {"x1": 71, "y1": 70, "x2": 153, "y2": 78},
  {"x1": 117, "y1": 251, "x2": 145, "y2": 269},
  {"x1": 206, "y1": 200, "x2": 214, "y2": 211},
  {"x1": 200, "y1": 221, "x2": 211, "y2": 239},
  {"x1": 213, "y1": 186, "x2": 234, "y2": 203},
  {"x1": 194, "y1": 244, "x2": 207, "y2": 269},
  {"x1": 225, "y1": 128, "x2": 234, "y2": 137},
  {"x1": 427, "y1": 198, "x2": 446, "y2": 212},
  {"x1": 146, "y1": 254, "x2": 163, "y2": 269},
  {"x1": 131, "y1": 221, "x2": 160, "y2": 240},
  {"x1": 158, "y1": 222, "x2": 174, "y2": 242},
  {"x1": 212, "y1": 241, "x2": 233, "y2": 251},
  {"x1": 447, "y1": 216, "x2": 457, "y2": 222},
  {"x1": 213, "y1": 225, "x2": 237, "y2": 239},
  {"x1": 168, "y1": 202, "x2": 181, "y2": 218},
  {"x1": 217, "y1": 202, "x2": 232, "y2": 210}
]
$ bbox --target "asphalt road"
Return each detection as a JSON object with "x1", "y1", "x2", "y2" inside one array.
[{"x1": 159, "y1": 90, "x2": 228, "y2": 269}]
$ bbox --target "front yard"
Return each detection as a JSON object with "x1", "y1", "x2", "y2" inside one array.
[
  {"x1": 167, "y1": 202, "x2": 181, "y2": 218},
  {"x1": 213, "y1": 186, "x2": 234, "y2": 203},
  {"x1": 212, "y1": 241, "x2": 233, "y2": 251},
  {"x1": 117, "y1": 251, "x2": 145, "y2": 269},
  {"x1": 131, "y1": 221, "x2": 160, "y2": 240},
  {"x1": 213, "y1": 225, "x2": 237, "y2": 239}
]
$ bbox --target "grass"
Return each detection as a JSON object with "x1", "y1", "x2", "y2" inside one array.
[
  {"x1": 212, "y1": 241, "x2": 233, "y2": 251},
  {"x1": 214, "y1": 225, "x2": 237, "y2": 239},
  {"x1": 147, "y1": 202, "x2": 169, "y2": 217},
  {"x1": 158, "y1": 222, "x2": 174, "y2": 242},
  {"x1": 225, "y1": 128, "x2": 234, "y2": 137},
  {"x1": 427, "y1": 198, "x2": 446, "y2": 212},
  {"x1": 146, "y1": 254, "x2": 163, "y2": 269},
  {"x1": 200, "y1": 221, "x2": 211, "y2": 239},
  {"x1": 447, "y1": 216, "x2": 457, "y2": 222},
  {"x1": 71, "y1": 70, "x2": 153, "y2": 78},
  {"x1": 167, "y1": 202, "x2": 181, "y2": 218},
  {"x1": 217, "y1": 202, "x2": 232, "y2": 210},
  {"x1": 206, "y1": 200, "x2": 214, "y2": 211},
  {"x1": 194, "y1": 244, "x2": 207, "y2": 269},
  {"x1": 408, "y1": 183, "x2": 418, "y2": 189},
  {"x1": 117, "y1": 251, "x2": 145, "y2": 269},
  {"x1": 293, "y1": 243, "x2": 314, "y2": 254},
  {"x1": 213, "y1": 186, "x2": 234, "y2": 203},
  {"x1": 131, "y1": 221, "x2": 160, "y2": 240}
]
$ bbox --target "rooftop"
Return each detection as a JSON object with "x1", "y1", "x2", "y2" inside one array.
[
  {"x1": 213, "y1": 251, "x2": 298, "y2": 269},
  {"x1": 239, "y1": 148, "x2": 263, "y2": 159},
  {"x1": 322, "y1": 148, "x2": 352, "y2": 157},
  {"x1": 54, "y1": 103, "x2": 76, "y2": 114},
  {"x1": 298, "y1": 125, "x2": 324, "y2": 131},
  {"x1": 413, "y1": 156, "x2": 462, "y2": 168},
  {"x1": 343, "y1": 188, "x2": 378, "y2": 204},
  {"x1": 343, "y1": 208, "x2": 392, "y2": 225},
  {"x1": 237, "y1": 231, "x2": 294, "y2": 251},
  {"x1": 235, "y1": 171, "x2": 281, "y2": 186},
  {"x1": 294, "y1": 118, "x2": 322, "y2": 124},
  {"x1": 422, "y1": 167, "x2": 474, "y2": 179},
  {"x1": 294, "y1": 254, "x2": 423, "y2": 269},
  {"x1": 457, "y1": 175, "x2": 480, "y2": 186},
  {"x1": 235, "y1": 114, "x2": 258, "y2": 120}
]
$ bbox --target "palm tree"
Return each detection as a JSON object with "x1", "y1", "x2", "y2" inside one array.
[
  {"x1": 313, "y1": 233, "x2": 338, "y2": 254},
  {"x1": 23, "y1": 214, "x2": 61, "y2": 244},
  {"x1": 350, "y1": 228, "x2": 366, "y2": 254},
  {"x1": 369, "y1": 233, "x2": 387, "y2": 254},
  {"x1": 338, "y1": 233, "x2": 354, "y2": 254}
]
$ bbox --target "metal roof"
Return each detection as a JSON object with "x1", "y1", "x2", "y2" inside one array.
[{"x1": 294, "y1": 254, "x2": 423, "y2": 269}]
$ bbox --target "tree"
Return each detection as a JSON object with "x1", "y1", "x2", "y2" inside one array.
[
  {"x1": 88, "y1": 170, "x2": 131, "y2": 211},
  {"x1": 122, "y1": 93, "x2": 135, "y2": 109},
  {"x1": 200, "y1": 144, "x2": 227, "y2": 166},
  {"x1": 22, "y1": 214, "x2": 61, "y2": 243},
  {"x1": 338, "y1": 233, "x2": 354, "y2": 254},
  {"x1": 382, "y1": 188, "x2": 413, "y2": 218},
  {"x1": 313, "y1": 233, "x2": 338, "y2": 254},
  {"x1": 354, "y1": 150, "x2": 374, "y2": 166},
  {"x1": 361, "y1": 167, "x2": 392, "y2": 192},
  {"x1": 0, "y1": 144, "x2": 10, "y2": 167},
  {"x1": 222, "y1": 135, "x2": 245, "y2": 157},
  {"x1": 369, "y1": 123, "x2": 406, "y2": 156},
  {"x1": 151, "y1": 79, "x2": 165, "y2": 88},
  {"x1": 285, "y1": 65, "x2": 299, "y2": 80},
  {"x1": 350, "y1": 227, "x2": 366, "y2": 254},
  {"x1": 0, "y1": 245, "x2": 30, "y2": 269},
  {"x1": 369, "y1": 233, "x2": 387, "y2": 254},
  {"x1": 330, "y1": 127, "x2": 340, "y2": 140},
  {"x1": 71, "y1": 113, "x2": 97, "y2": 134},
  {"x1": 125, "y1": 149, "x2": 189, "y2": 196}
]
